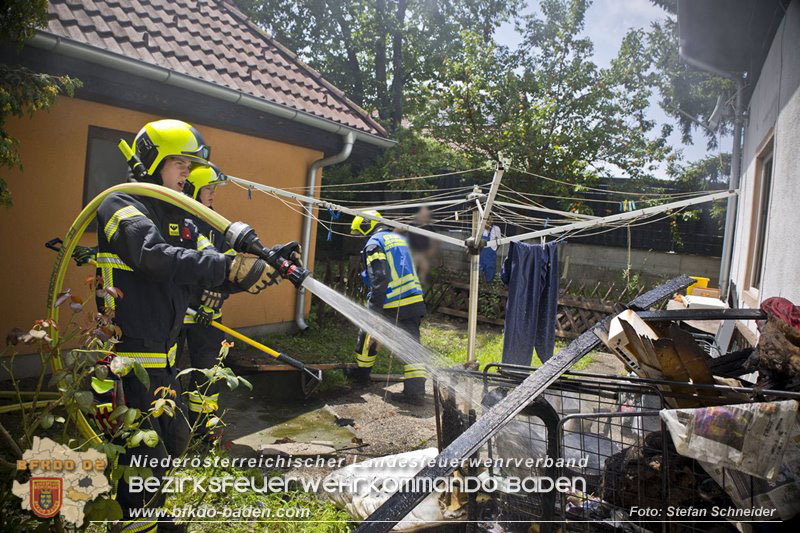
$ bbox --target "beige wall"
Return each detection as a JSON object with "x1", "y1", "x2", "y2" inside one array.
[{"x1": 0, "y1": 96, "x2": 323, "y2": 344}]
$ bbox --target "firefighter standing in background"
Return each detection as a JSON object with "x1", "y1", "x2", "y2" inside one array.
[
  {"x1": 100, "y1": 119, "x2": 277, "y2": 532},
  {"x1": 346, "y1": 211, "x2": 427, "y2": 405},
  {"x1": 179, "y1": 163, "x2": 237, "y2": 434}
]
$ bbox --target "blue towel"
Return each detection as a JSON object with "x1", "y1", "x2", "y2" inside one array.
[
  {"x1": 500, "y1": 241, "x2": 559, "y2": 365},
  {"x1": 479, "y1": 247, "x2": 497, "y2": 282}
]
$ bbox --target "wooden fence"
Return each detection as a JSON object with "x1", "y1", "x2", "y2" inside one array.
[{"x1": 313, "y1": 260, "x2": 649, "y2": 339}]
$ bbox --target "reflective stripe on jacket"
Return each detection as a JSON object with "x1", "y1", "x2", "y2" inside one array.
[{"x1": 361, "y1": 230, "x2": 424, "y2": 310}]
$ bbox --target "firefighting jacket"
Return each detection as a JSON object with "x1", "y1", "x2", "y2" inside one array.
[
  {"x1": 183, "y1": 220, "x2": 238, "y2": 324},
  {"x1": 95, "y1": 193, "x2": 229, "y2": 354},
  {"x1": 360, "y1": 227, "x2": 425, "y2": 320}
]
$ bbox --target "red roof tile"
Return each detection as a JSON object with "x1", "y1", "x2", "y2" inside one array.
[{"x1": 44, "y1": 0, "x2": 385, "y2": 137}]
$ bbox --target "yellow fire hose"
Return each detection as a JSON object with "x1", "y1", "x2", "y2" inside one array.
[{"x1": 45, "y1": 183, "x2": 267, "y2": 445}]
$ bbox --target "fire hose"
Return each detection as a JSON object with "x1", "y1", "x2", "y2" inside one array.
[{"x1": 46, "y1": 182, "x2": 311, "y2": 445}]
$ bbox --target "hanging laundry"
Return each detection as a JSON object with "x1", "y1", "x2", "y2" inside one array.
[
  {"x1": 479, "y1": 224, "x2": 502, "y2": 282},
  {"x1": 500, "y1": 241, "x2": 559, "y2": 365}
]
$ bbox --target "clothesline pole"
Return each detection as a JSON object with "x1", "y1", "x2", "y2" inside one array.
[
  {"x1": 475, "y1": 162, "x2": 505, "y2": 240},
  {"x1": 467, "y1": 207, "x2": 480, "y2": 364},
  {"x1": 229, "y1": 175, "x2": 467, "y2": 249},
  {"x1": 491, "y1": 190, "x2": 736, "y2": 247}
]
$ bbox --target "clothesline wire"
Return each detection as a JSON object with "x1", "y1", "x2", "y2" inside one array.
[
  {"x1": 508, "y1": 166, "x2": 719, "y2": 199},
  {"x1": 280, "y1": 167, "x2": 488, "y2": 191},
  {"x1": 499, "y1": 183, "x2": 712, "y2": 208},
  {"x1": 233, "y1": 180, "x2": 703, "y2": 246}
]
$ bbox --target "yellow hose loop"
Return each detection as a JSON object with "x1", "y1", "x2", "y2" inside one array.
[{"x1": 46, "y1": 183, "x2": 234, "y2": 445}]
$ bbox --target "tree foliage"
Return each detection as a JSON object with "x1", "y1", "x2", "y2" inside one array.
[
  {"x1": 237, "y1": 0, "x2": 522, "y2": 131},
  {"x1": 1, "y1": 0, "x2": 80, "y2": 208},
  {"x1": 420, "y1": 0, "x2": 669, "y2": 204},
  {"x1": 646, "y1": 2, "x2": 734, "y2": 149}
]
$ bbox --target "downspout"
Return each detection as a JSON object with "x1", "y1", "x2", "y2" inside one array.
[
  {"x1": 295, "y1": 132, "x2": 355, "y2": 330},
  {"x1": 679, "y1": 45, "x2": 744, "y2": 303},
  {"x1": 718, "y1": 77, "x2": 744, "y2": 302}
]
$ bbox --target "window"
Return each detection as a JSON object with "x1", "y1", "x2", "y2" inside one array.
[
  {"x1": 748, "y1": 145, "x2": 773, "y2": 291},
  {"x1": 83, "y1": 126, "x2": 135, "y2": 230}
]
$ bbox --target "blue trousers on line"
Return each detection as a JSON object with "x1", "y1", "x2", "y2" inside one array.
[{"x1": 500, "y1": 241, "x2": 559, "y2": 365}]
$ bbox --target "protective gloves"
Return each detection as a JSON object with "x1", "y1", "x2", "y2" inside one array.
[{"x1": 227, "y1": 253, "x2": 273, "y2": 294}]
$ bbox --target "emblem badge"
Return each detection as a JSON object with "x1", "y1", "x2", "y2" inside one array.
[{"x1": 30, "y1": 478, "x2": 62, "y2": 518}]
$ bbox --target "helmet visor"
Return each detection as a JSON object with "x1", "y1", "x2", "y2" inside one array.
[{"x1": 182, "y1": 144, "x2": 211, "y2": 163}]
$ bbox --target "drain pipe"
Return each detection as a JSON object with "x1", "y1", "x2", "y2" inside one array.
[
  {"x1": 718, "y1": 77, "x2": 744, "y2": 302},
  {"x1": 295, "y1": 132, "x2": 355, "y2": 330}
]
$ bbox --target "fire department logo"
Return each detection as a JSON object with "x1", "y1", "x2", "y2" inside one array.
[{"x1": 30, "y1": 478, "x2": 63, "y2": 518}]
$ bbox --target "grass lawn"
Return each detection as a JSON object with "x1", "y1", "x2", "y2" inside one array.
[
  {"x1": 242, "y1": 314, "x2": 596, "y2": 392},
  {"x1": 163, "y1": 448, "x2": 351, "y2": 532}
]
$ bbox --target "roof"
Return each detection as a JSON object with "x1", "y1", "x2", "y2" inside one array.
[
  {"x1": 678, "y1": 0, "x2": 789, "y2": 102},
  {"x1": 44, "y1": 0, "x2": 386, "y2": 138}
]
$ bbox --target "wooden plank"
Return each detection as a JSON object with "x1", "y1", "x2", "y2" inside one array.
[{"x1": 356, "y1": 275, "x2": 694, "y2": 533}]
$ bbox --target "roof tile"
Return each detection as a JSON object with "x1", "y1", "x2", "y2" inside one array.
[{"x1": 42, "y1": 0, "x2": 385, "y2": 136}]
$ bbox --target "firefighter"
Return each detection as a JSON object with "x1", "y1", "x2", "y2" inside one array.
[
  {"x1": 99, "y1": 119, "x2": 276, "y2": 531},
  {"x1": 179, "y1": 163, "x2": 235, "y2": 435},
  {"x1": 346, "y1": 211, "x2": 427, "y2": 405}
]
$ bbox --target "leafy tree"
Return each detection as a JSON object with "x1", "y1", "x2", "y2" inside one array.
[
  {"x1": 237, "y1": 0, "x2": 522, "y2": 131},
  {"x1": 646, "y1": 1, "x2": 734, "y2": 149},
  {"x1": 1, "y1": 0, "x2": 80, "y2": 208},
  {"x1": 420, "y1": 0, "x2": 669, "y2": 209}
]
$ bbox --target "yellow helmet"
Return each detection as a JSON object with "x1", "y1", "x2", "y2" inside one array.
[
  {"x1": 185, "y1": 163, "x2": 227, "y2": 201},
  {"x1": 351, "y1": 210, "x2": 383, "y2": 236},
  {"x1": 131, "y1": 119, "x2": 211, "y2": 178}
]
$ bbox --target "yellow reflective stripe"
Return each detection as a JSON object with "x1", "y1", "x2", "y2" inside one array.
[
  {"x1": 366, "y1": 252, "x2": 387, "y2": 265},
  {"x1": 100, "y1": 266, "x2": 115, "y2": 311},
  {"x1": 122, "y1": 519, "x2": 157, "y2": 533},
  {"x1": 387, "y1": 280, "x2": 422, "y2": 299},
  {"x1": 95, "y1": 252, "x2": 133, "y2": 271},
  {"x1": 404, "y1": 371, "x2": 426, "y2": 379},
  {"x1": 116, "y1": 344, "x2": 177, "y2": 369},
  {"x1": 385, "y1": 250, "x2": 400, "y2": 281},
  {"x1": 404, "y1": 364, "x2": 426, "y2": 371},
  {"x1": 104, "y1": 205, "x2": 144, "y2": 241},
  {"x1": 383, "y1": 294, "x2": 424, "y2": 309},
  {"x1": 188, "y1": 391, "x2": 219, "y2": 413},
  {"x1": 223, "y1": 248, "x2": 237, "y2": 256},
  {"x1": 388, "y1": 272, "x2": 415, "y2": 289},
  {"x1": 197, "y1": 234, "x2": 213, "y2": 251}
]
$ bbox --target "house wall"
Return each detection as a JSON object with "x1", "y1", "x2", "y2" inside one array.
[
  {"x1": 730, "y1": 0, "x2": 800, "y2": 331},
  {"x1": 0, "y1": 96, "x2": 323, "y2": 349}
]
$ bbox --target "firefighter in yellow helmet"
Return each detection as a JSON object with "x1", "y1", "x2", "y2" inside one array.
[
  {"x1": 99, "y1": 119, "x2": 280, "y2": 532},
  {"x1": 179, "y1": 163, "x2": 237, "y2": 435},
  {"x1": 346, "y1": 211, "x2": 427, "y2": 404}
]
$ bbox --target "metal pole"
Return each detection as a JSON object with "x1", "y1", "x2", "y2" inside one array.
[
  {"x1": 475, "y1": 163, "x2": 504, "y2": 240},
  {"x1": 718, "y1": 77, "x2": 744, "y2": 302},
  {"x1": 467, "y1": 207, "x2": 481, "y2": 364}
]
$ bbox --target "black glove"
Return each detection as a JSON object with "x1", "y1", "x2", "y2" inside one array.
[
  {"x1": 73, "y1": 246, "x2": 97, "y2": 266},
  {"x1": 195, "y1": 306, "x2": 214, "y2": 327},
  {"x1": 270, "y1": 241, "x2": 304, "y2": 267},
  {"x1": 200, "y1": 289, "x2": 226, "y2": 310}
]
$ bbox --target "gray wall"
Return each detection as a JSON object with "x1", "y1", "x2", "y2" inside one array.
[
  {"x1": 434, "y1": 233, "x2": 720, "y2": 287},
  {"x1": 730, "y1": 1, "x2": 800, "y2": 327}
]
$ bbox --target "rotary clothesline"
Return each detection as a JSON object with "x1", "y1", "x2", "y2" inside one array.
[
  {"x1": 229, "y1": 174, "x2": 733, "y2": 249},
  {"x1": 229, "y1": 166, "x2": 735, "y2": 367}
]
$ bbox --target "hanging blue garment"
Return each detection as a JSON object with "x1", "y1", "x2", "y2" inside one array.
[
  {"x1": 479, "y1": 232, "x2": 497, "y2": 282},
  {"x1": 500, "y1": 241, "x2": 559, "y2": 365}
]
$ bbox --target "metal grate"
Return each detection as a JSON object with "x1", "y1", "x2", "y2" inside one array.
[{"x1": 434, "y1": 365, "x2": 798, "y2": 533}]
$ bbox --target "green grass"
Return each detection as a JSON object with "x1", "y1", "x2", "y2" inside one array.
[
  {"x1": 243, "y1": 317, "x2": 597, "y2": 386},
  {"x1": 164, "y1": 448, "x2": 351, "y2": 532}
]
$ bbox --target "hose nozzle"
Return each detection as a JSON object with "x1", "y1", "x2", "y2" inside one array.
[{"x1": 225, "y1": 222, "x2": 310, "y2": 287}]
